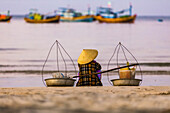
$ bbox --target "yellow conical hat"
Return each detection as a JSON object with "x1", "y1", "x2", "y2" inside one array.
[{"x1": 77, "y1": 49, "x2": 98, "y2": 64}]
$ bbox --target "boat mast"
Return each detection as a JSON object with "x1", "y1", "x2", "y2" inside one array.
[
  {"x1": 129, "y1": 3, "x2": 132, "y2": 16},
  {"x1": 108, "y1": 1, "x2": 111, "y2": 8},
  {"x1": 88, "y1": 4, "x2": 91, "y2": 15}
]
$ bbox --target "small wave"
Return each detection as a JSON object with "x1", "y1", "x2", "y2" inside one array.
[
  {"x1": 0, "y1": 65, "x2": 43, "y2": 67},
  {"x1": 140, "y1": 63, "x2": 170, "y2": 67},
  {"x1": 19, "y1": 59, "x2": 77, "y2": 62},
  {"x1": 0, "y1": 70, "x2": 170, "y2": 75},
  {"x1": 0, "y1": 70, "x2": 78, "y2": 74},
  {"x1": 102, "y1": 62, "x2": 170, "y2": 67},
  {"x1": 0, "y1": 48, "x2": 25, "y2": 51}
]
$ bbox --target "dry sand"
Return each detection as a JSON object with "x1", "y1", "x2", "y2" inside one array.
[{"x1": 0, "y1": 86, "x2": 170, "y2": 113}]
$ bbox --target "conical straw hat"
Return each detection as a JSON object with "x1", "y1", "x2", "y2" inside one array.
[{"x1": 78, "y1": 49, "x2": 98, "y2": 64}]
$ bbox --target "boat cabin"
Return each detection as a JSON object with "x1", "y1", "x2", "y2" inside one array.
[
  {"x1": 57, "y1": 7, "x2": 82, "y2": 18},
  {"x1": 96, "y1": 7, "x2": 117, "y2": 18},
  {"x1": 96, "y1": 5, "x2": 133, "y2": 19}
]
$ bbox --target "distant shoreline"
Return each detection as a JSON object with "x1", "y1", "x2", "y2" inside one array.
[{"x1": 11, "y1": 15, "x2": 170, "y2": 18}]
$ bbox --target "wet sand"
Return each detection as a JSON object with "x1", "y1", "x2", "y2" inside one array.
[{"x1": 0, "y1": 86, "x2": 170, "y2": 113}]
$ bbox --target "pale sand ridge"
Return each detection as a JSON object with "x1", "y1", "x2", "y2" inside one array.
[{"x1": 0, "y1": 86, "x2": 170, "y2": 113}]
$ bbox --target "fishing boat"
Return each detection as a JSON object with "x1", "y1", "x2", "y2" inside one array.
[
  {"x1": 24, "y1": 9, "x2": 60, "y2": 23},
  {"x1": 0, "y1": 11, "x2": 12, "y2": 22},
  {"x1": 158, "y1": 19, "x2": 163, "y2": 22},
  {"x1": 95, "y1": 15, "x2": 136, "y2": 23},
  {"x1": 94, "y1": 4, "x2": 137, "y2": 23},
  {"x1": 24, "y1": 15, "x2": 60, "y2": 23},
  {"x1": 0, "y1": 15, "x2": 12, "y2": 22},
  {"x1": 60, "y1": 15, "x2": 94, "y2": 22},
  {"x1": 57, "y1": 7, "x2": 94, "y2": 22}
]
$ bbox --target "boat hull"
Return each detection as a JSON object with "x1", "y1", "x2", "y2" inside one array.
[
  {"x1": 94, "y1": 14, "x2": 136, "y2": 23},
  {"x1": 24, "y1": 16, "x2": 60, "y2": 23},
  {"x1": 0, "y1": 16, "x2": 12, "y2": 22},
  {"x1": 60, "y1": 15, "x2": 94, "y2": 22}
]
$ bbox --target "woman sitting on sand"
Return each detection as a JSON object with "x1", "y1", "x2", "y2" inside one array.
[{"x1": 76, "y1": 49, "x2": 103, "y2": 86}]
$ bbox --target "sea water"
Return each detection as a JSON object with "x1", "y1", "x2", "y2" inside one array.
[{"x1": 0, "y1": 16, "x2": 170, "y2": 87}]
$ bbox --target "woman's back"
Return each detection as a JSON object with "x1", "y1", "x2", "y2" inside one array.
[{"x1": 77, "y1": 60, "x2": 103, "y2": 86}]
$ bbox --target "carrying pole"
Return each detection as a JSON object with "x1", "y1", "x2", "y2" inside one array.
[{"x1": 73, "y1": 63, "x2": 138, "y2": 78}]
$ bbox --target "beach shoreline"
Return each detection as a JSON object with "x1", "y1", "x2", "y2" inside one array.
[{"x1": 0, "y1": 86, "x2": 170, "y2": 113}]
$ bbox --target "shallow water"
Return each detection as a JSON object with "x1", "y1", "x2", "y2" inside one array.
[
  {"x1": 0, "y1": 16, "x2": 170, "y2": 87},
  {"x1": 0, "y1": 74, "x2": 170, "y2": 87}
]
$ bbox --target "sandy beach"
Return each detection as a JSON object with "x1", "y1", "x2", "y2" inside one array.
[{"x1": 0, "y1": 86, "x2": 170, "y2": 113}]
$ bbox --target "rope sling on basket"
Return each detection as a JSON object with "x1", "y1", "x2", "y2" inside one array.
[
  {"x1": 41, "y1": 40, "x2": 77, "y2": 87},
  {"x1": 107, "y1": 42, "x2": 143, "y2": 86}
]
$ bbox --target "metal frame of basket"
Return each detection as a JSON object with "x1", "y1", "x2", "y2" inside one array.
[
  {"x1": 41, "y1": 40, "x2": 77, "y2": 87},
  {"x1": 107, "y1": 42, "x2": 143, "y2": 86}
]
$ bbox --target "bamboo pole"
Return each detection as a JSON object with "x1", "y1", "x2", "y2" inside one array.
[{"x1": 73, "y1": 63, "x2": 138, "y2": 78}]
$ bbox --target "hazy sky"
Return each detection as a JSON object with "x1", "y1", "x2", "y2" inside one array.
[{"x1": 0, "y1": 0, "x2": 170, "y2": 16}]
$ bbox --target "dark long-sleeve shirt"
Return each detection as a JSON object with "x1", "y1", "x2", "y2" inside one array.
[{"x1": 76, "y1": 60, "x2": 103, "y2": 86}]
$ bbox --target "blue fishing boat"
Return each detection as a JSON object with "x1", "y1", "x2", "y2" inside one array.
[
  {"x1": 57, "y1": 7, "x2": 94, "y2": 22},
  {"x1": 158, "y1": 19, "x2": 163, "y2": 22},
  {"x1": 94, "y1": 4, "x2": 136, "y2": 23}
]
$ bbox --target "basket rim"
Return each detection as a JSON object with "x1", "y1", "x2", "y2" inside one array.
[
  {"x1": 111, "y1": 79, "x2": 142, "y2": 82},
  {"x1": 45, "y1": 78, "x2": 76, "y2": 81}
]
